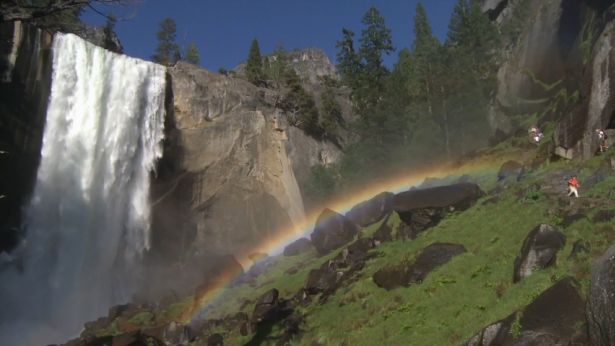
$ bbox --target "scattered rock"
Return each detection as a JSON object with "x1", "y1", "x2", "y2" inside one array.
[
  {"x1": 560, "y1": 212, "x2": 587, "y2": 227},
  {"x1": 592, "y1": 209, "x2": 615, "y2": 223},
  {"x1": 252, "y1": 289, "x2": 280, "y2": 324},
  {"x1": 143, "y1": 321, "x2": 194, "y2": 346},
  {"x1": 466, "y1": 277, "x2": 587, "y2": 345},
  {"x1": 372, "y1": 214, "x2": 393, "y2": 243},
  {"x1": 283, "y1": 238, "x2": 313, "y2": 256},
  {"x1": 373, "y1": 243, "x2": 466, "y2": 290},
  {"x1": 304, "y1": 263, "x2": 341, "y2": 296},
  {"x1": 393, "y1": 183, "x2": 483, "y2": 235},
  {"x1": 310, "y1": 209, "x2": 359, "y2": 255},
  {"x1": 513, "y1": 224, "x2": 566, "y2": 283},
  {"x1": 497, "y1": 160, "x2": 524, "y2": 181},
  {"x1": 346, "y1": 192, "x2": 394, "y2": 228},
  {"x1": 587, "y1": 245, "x2": 615, "y2": 346},
  {"x1": 207, "y1": 333, "x2": 224, "y2": 346},
  {"x1": 569, "y1": 239, "x2": 590, "y2": 259},
  {"x1": 394, "y1": 183, "x2": 484, "y2": 212}
]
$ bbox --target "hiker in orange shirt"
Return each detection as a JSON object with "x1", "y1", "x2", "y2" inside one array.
[{"x1": 567, "y1": 175, "x2": 580, "y2": 198}]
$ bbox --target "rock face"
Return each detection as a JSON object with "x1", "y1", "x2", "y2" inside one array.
[
  {"x1": 466, "y1": 277, "x2": 587, "y2": 346},
  {"x1": 483, "y1": 0, "x2": 615, "y2": 156},
  {"x1": 373, "y1": 243, "x2": 466, "y2": 290},
  {"x1": 486, "y1": 0, "x2": 580, "y2": 135},
  {"x1": 587, "y1": 245, "x2": 615, "y2": 346},
  {"x1": 0, "y1": 21, "x2": 53, "y2": 254},
  {"x1": 346, "y1": 192, "x2": 394, "y2": 227},
  {"x1": 151, "y1": 61, "x2": 341, "y2": 272},
  {"x1": 310, "y1": 209, "x2": 359, "y2": 255},
  {"x1": 513, "y1": 224, "x2": 566, "y2": 282},
  {"x1": 555, "y1": 18, "x2": 615, "y2": 159}
]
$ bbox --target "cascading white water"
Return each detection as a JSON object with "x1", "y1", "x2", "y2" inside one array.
[{"x1": 0, "y1": 33, "x2": 166, "y2": 345}]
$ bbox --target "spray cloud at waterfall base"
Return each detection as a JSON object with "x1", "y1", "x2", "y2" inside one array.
[{"x1": 0, "y1": 33, "x2": 166, "y2": 345}]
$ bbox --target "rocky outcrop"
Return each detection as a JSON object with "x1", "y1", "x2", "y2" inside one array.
[
  {"x1": 513, "y1": 224, "x2": 566, "y2": 282},
  {"x1": 151, "y1": 61, "x2": 341, "y2": 270},
  {"x1": 466, "y1": 277, "x2": 587, "y2": 346},
  {"x1": 310, "y1": 208, "x2": 359, "y2": 255},
  {"x1": 373, "y1": 243, "x2": 466, "y2": 290},
  {"x1": 587, "y1": 245, "x2": 615, "y2": 346}
]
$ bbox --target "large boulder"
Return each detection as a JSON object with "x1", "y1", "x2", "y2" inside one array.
[
  {"x1": 283, "y1": 238, "x2": 313, "y2": 256},
  {"x1": 393, "y1": 183, "x2": 483, "y2": 234},
  {"x1": 513, "y1": 224, "x2": 566, "y2": 283},
  {"x1": 466, "y1": 277, "x2": 587, "y2": 346},
  {"x1": 346, "y1": 192, "x2": 394, "y2": 227},
  {"x1": 310, "y1": 209, "x2": 359, "y2": 255},
  {"x1": 497, "y1": 161, "x2": 524, "y2": 181},
  {"x1": 394, "y1": 183, "x2": 484, "y2": 212},
  {"x1": 373, "y1": 243, "x2": 466, "y2": 290},
  {"x1": 251, "y1": 288, "x2": 280, "y2": 324},
  {"x1": 587, "y1": 245, "x2": 615, "y2": 346}
]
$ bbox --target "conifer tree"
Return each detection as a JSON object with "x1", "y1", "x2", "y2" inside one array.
[
  {"x1": 184, "y1": 43, "x2": 200, "y2": 65},
  {"x1": 281, "y1": 69, "x2": 322, "y2": 138},
  {"x1": 357, "y1": 6, "x2": 394, "y2": 116},
  {"x1": 320, "y1": 77, "x2": 343, "y2": 139},
  {"x1": 153, "y1": 18, "x2": 180, "y2": 66},
  {"x1": 335, "y1": 29, "x2": 361, "y2": 87},
  {"x1": 246, "y1": 38, "x2": 264, "y2": 86}
]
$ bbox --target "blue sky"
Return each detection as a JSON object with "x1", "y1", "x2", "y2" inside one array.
[{"x1": 82, "y1": 0, "x2": 457, "y2": 71}]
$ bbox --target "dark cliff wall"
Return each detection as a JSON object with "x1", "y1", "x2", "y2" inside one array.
[{"x1": 0, "y1": 21, "x2": 53, "y2": 252}]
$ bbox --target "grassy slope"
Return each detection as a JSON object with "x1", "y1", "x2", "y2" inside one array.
[
  {"x1": 101, "y1": 145, "x2": 615, "y2": 345},
  {"x1": 216, "y1": 151, "x2": 615, "y2": 345}
]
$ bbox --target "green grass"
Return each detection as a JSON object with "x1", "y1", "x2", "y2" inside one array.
[{"x1": 92, "y1": 148, "x2": 614, "y2": 345}]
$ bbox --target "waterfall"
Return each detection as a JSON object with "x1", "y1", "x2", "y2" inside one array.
[{"x1": 0, "y1": 33, "x2": 166, "y2": 345}]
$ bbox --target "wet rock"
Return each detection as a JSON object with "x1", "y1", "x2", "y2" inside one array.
[
  {"x1": 346, "y1": 192, "x2": 394, "y2": 227},
  {"x1": 373, "y1": 243, "x2": 466, "y2": 290},
  {"x1": 310, "y1": 209, "x2": 359, "y2": 255},
  {"x1": 587, "y1": 245, "x2": 615, "y2": 346},
  {"x1": 592, "y1": 209, "x2": 615, "y2": 223},
  {"x1": 513, "y1": 224, "x2": 566, "y2": 283},
  {"x1": 283, "y1": 238, "x2": 313, "y2": 256},
  {"x1": 497, "y1": 160, "x2": 524, "y2": 181},
  {"x1": 207, "y1": 333, "x2": 224, "y2": 346},
  {"x1": 466, "y1": 277, "x2": 587, "y2": 345}
]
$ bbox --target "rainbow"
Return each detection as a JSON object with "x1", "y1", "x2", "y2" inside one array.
[{"x1": 184, "y1": 154, "x2": 516, "y2": 323}]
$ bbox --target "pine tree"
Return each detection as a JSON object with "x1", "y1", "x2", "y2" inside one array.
[
  {"x1": 153, "y1": 18, "x2": 180, "y2": 66},
  {"x1": 184, "y1": 43, "x2": 200, "y2": 65},
  {"x1": 357, "y1": 6, "x2": 394, "y2": 116},
  {"x1": 246, "y1": 38, "x2": 264, "y2": 86},
  {"x1": 335, "y1": 28, "x2": 361, "y2": 87},
  {"x1": 281, "y1": 69, "x2": 322, "y2": 138},
  {"x1": 320, "y1": 77, "x2": 343, "y2": 139},
  {"x1": 263, "y1": 44, "x2": 288, "y2": 88}
]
